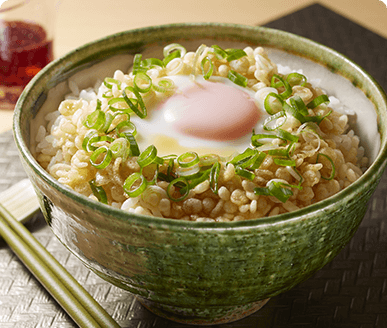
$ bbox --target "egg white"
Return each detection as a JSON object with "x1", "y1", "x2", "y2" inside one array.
[{"x1": 130, "y1": 75, "x2": 269, "y2": 157}]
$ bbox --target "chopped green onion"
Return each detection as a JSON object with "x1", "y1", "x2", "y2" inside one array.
[
  {"x1": 263, "y1": 111, "x2": 287, "y2": 131},
  {"x1": 163, "y1": 50, "x2": 181, "y2": 66},
  {"x1": 115, "y1": 120, "x2": 137, "y2": 136},
  {"x1": 176, "y1": 164, "x2": 200, "y2": 178},
  {"x1": 228, "y1": 70, "x2": 248, "y2": 87},
  {"x1": 264, "y1": 92, "x2": 284, "y2": 115},
  {"x1": 123, "y1": 172, "x2": 147, "y2": 197},
  {"x1": 90, "y1": 146, "x2": 113, "y2": 169},
  {"x1": 119, "y1": 131, "x2": 140, "y2": 156},
  {"x1": 142, "y1": 57, "x2": 165, "y2": 68},
  {"x1": 152, "y1": 78, "x2": 175, "y2": 93},
  {"x1": 316, "y1": 153, "x2": 336, "y2": 180},
  {"x1": 167, "y1": 177, "x2": 190, "y2": 202},
  {"x1": 268, "y1": 147, "x2": 289, "y2": 157},
  {"x1": 276, "y1": 128, "x2": 299, "y2": 143},
  {"x1": 229, "y1": 148, "x2": 266, "y2": 171},
  {"x1": 100, "y1": 113, "x2": 113, "y2": 133},
  {"x1": 109, "y1": 138, "x2": 130, "y2": 160},
  {"x1": 108, "y1": 97, "x2": 130, "y2": 112},
  {"x1": 209, "y1": 162, "x2": 221, "y2": 194},
  {"x1": 235, "y1": 166, "x2": 255, "y2": 180},
  {"x1": 271, "y1": 74, "x2": 292, "y2": 99},
  {"x1": 177, "y1": 152, "x2": 200, "y2": 168},
  {"x1": 137, "y1": 145, "x2": 158, "y2": 168},
  {"x1": 83, "y1": 109, "x2": 105, "y2": 130},
  {"x1": 225, "y1": 48, "x2": 247, "y2": 62},
  {"x1": 210, "y1": 45, "x2": 228, "y2": 60},
  {"x1": 286, "y1": 72, "x2": 307, "y2": 87},
  {"x1": 123, "y1": 86, "x2": 147, "y2": 119},
  {"x1": 254, "y1": 180, "x2": 293, "y2": 203},
  {"x1": 163, "y1": 43, "x2": 186, "y2": 65},
  {"x1": 133, "y1": 54, "x2": 148, "y2": 74},
  {"x1": 163, "y1": 43, "x2": 186, "y2": 58},
  {"x1": 290, "y1": 95, "x2": 309, "y2": 116},
  {"x1": 89, "y1": 180, "x2": 108, "y2": 204},
  {"x1": 187, "y1": 168, "x2": 211, "y2": 190},
  {"x1": 103, "y1": 78, "x2": 121, "y2": 90},
  {"x1": 199, "y1": 154, "x2": 220, "y2": 168},
  {"x1": 82, "y1": 130, "x2": 98, "y2": 151},
  {"x1": 228, "y1": 148, "x2": 256, "y2": 166},
  {"x1": 307, "y1": 94, "x2": 330, "y2": 109},
  {"x1": 201, "y1": 57, "x2": 214, "y2": 80},
  {"x1": 134, "y1": 72, "x2": 152, "y2": 93},
  {"x1": 273, "y1": 158, "x2": 296, "y2": 166},
  {"x1": 251, "y1": 132, "x2": 278, "y2": 147},
  {"x1": 86, "y1": 135, "x2": 114, "y2": 152}
]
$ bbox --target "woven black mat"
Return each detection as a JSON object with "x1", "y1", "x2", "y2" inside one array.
[{"x1": 0, "y1": 3, "x2": 386, "y2": 328}]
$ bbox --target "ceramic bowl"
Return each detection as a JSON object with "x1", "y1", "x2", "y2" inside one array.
[{"x1": 13, "y1": 23, "x2": 387, "y2": 325}]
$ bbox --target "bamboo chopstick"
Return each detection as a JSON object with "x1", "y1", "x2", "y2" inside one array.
[{"x1": 0, "y1": 202, "x2": 121, "y2": 328}]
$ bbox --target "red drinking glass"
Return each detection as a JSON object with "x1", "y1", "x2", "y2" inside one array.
[{"x1": 0, "y1": 0, "x2": 54, "y2": 110}]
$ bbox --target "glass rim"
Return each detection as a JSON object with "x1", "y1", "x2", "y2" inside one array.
[{"x1": 0, "y1": 0, "x2": 30, "y2": 13}]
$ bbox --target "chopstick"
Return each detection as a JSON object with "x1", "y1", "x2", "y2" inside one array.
[{"x1": 0, "y1": 202, "x2": 121, "y2": 328}]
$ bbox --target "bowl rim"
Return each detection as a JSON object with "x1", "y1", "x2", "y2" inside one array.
[{"x1": 13, "y1": 22, "x2": 387, "y2": 230}]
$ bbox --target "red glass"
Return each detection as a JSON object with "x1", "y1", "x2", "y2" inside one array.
[{"x1": 0, "y1": 2, "x2": 54, "y2": 110}]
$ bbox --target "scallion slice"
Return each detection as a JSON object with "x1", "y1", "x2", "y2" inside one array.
[
  {"x1": 226, "y1": 48, "x2": 247, "y2": 62},
  {"x1": 316, "y1": 153, "x2": 336, "y2": 180},
  {"x1": 119, "y1": 131, "x2": 140, "y2": 156},
  {"x1": 86, "y1": 135, "x2": 114, "y2": 152},
  {"x1": 273, "y1": 158, "x2": 296, "y2": 167},
  {"x1": 90, "y1": 146, "x2": 113, "y2": 169},
  {"x1": 167, "y1": 177, "x2": 190, "y2": 202},
  {"x1": 209, "y1": 162, "x2": 220, "y2": 194},
  {"x1": 137, "y1": 145, "x2": 158, "y2": 168},
  {"x1": 235, "y1": 166, "x2": 255, "y2": 180},
  {"x1": 108, "y1": 97, "x2": 130, "y2": 112},
  {"x1": 263, "y1": 111, "x2": 287, "y2": 131},
  {"x1": 290, "y1": 96, "x2": 309, "y2": 116},
  {"x1": 133, "y1": 54, "x2": 147, "y2": 75},
  {"x1": 123, "y1": 86, "x2": 147, "y2": 119},
  {"x1": 177, "y1": 152, "x2": 200, "y2": 168},
  {"x1": 286, "y1": 72, "x2": 307, "y2": 87},
  {"x1": 103, "y1": 78, "x2": 122, "y2": 90},
  {"x1": 123, "y1": 172, "x2": 147, "y2": 197},
  {"x1": 271, "y1": 74, "x2": 292, "y2": 99},
  {"x1": 134, "y1": 72, "x2": 152, "y2": 93},
  {"x1": 82, "y1": 130, "x2": 98, "y2": 151},
  {"x1": 210, "y1": 45, "x2": 228, "y2": 60},
  {"x1": 83, "y1": 109, "x2": 106, "y2": 131},
  {"x1": 228, "y1": 70, "x2": 248, "y2": 87},
  {"x1": 152, "y1": 78, "x2": 175, "y2": 93},
  {"x1": 264, "y1": 92, "x2": 284, "y2": 115},
  {"x1": 109, "y1": 138, "x2": 130, "y2": 160},
  {"x1": 163, "y1": 43, "x2": 186, "y2": 65},
  {"x1": 307, "y1": 94, "x2": 330, "y2": 109},
  {"x1": 201, "y1": 57, "x2": 214, "y2": 80},
  {"x1": 254, "y1": 180, "x2": 293, "y2": 203},
  {"x1": 88, "y1": 180, "x2": 108, "y2": 204},
  {"x1": 142, "y1": 57, "x2": 165, "y2": 69},
  {"x1": 115, "y1": 120, "x2": 137, "y2": 137},
  {"x1": 199, "y1": 154, "x2": 220, "y2": 168}
]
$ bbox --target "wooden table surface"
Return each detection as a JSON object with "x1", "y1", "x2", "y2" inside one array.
[{"x1": 1, "y1": 0, "x2": 386, "y2": 132}]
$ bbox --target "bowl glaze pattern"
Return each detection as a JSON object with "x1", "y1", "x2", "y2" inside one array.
[{"x1": 13, "y1": 23, "x2": 387, "y2": 324}]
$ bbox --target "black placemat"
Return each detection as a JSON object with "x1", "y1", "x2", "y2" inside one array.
[{"x1": 0, "y1": 3, "x2": 386, "y2": 327}]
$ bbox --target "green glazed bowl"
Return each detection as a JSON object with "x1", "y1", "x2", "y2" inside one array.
[{"x1": 13, "y1": 23, "x2": 387, "y2": 325}]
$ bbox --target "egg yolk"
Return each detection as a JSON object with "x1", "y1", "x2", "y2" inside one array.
[{"x1": 160, "y1": 79, "x2": 261, "y2": 141}]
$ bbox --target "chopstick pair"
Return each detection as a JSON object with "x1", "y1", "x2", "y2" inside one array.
[{"x1": 0, "y1": 184, "x2": 121, "y2": 328}]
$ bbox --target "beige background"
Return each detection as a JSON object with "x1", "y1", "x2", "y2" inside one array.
[{"x1": 1, "y1": 0, "x2": 387, "y2": 132}]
